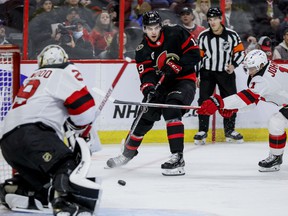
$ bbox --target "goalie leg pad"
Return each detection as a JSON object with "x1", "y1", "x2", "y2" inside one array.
[
  {"x1": 0, "y1": 175, "x2": 51, "y2": 209},
  {"x1": 70, "y1": 181, "x2": 102, "y2": 213},
  {"x1": 5, "y1": 193, "x2": 51, "y2": 213},
  {"x1": 52, "y1": 137, "x2": 102, "y2": 215},
  {"x1": 69, "y1": 137, "x2": 102, "y2": 213}
]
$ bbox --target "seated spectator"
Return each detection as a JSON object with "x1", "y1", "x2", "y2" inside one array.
[
  {"x1": 90, "y1": 10, "x2": 117, "y2": 57},
  {"x1": 29, "y1": 0, "x2": 61, "y2": 15},
  {"x1": 5, "y1": 0, "x2": 24, "y2": 33},
  {"x1": 98, "y1": 32, "x2": 135, "y2": 59},
  {"x1": 81, "y1": 0, "x2": 110, "y2": 14},
  {"x1": 0, "y1": 20, "x2": 12, "y2": 45},
  {"x1": 56, "y1": 0, "x2": 94, "y2": 29},
  {"x1": 224, "y1": 0, "x2": 254, "y2": 48},
  {"x1": 29, "y1": 0, "x2": 61, "y2": 58},
  {"x1": 249, "y1": 0, "x2": 284, "y2": 46},
  {"x1": 130, "y1": 1, "x2": 152, "y2": 27},
  {"x1": 157, "y1": 8, "x2": 178, "y2": 25},
  {"x1": 107, "y1": 1, "x2": 119, "y2": 25},
  {"x1": 276, "y1": 3, "x2": 288, "y2": 43},
  {"x1": 170, "y1": 0, "x2": 195, "y2": 15},
  {"x1": 193, "y1": 0, "x2": 211, "y2": 28},
  {"x1": 258, "y1": 36, "x2": 273, "y2": 60},
  {"x1": 62, "y1": 7, "x2": 91, "y2": 31},
  {"x1": 145, "y1": 0, "x2": 172, "y2": 10},
  {"x1": 179, "y1": 6, "x2": 205, "y2": 42},
  {"x1": 106, "y1": 1, "x2": 135, "y2": 26},
  {"x1": 60, "y1": 18, "x2": 94, "y2": 59},
  {"x1": 79, "y1": 0, "x2": 91, "y2": 8},
  {"x1": 273, "y1": 28, "x2": 288, "y2": 60}
]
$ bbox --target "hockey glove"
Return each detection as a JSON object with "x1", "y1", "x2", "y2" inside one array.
[
  {"x1": 64, "y1": 118, "x2": 92, "y2": 150},
  {"x1": 197, "y1": 94, "x2": 224, "y2": 115},
  {"x1": 140, "y1": 83, "x2": 159, "y2": 100},
  {"x1": 219, "y1": 108, "x2": 238, "y2": 118},
  {"x1": 65, "y1": 118, "x2": 92, "y2": 138},
  {"x1": 161, "y1": 57, "x2": 182, "y2": 82}
]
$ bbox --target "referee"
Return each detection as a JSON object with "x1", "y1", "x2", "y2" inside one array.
[{"x1": 194, "y1": 7, "x2": 245, "y2": 145}]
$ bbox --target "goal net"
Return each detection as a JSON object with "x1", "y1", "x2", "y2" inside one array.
[{"x1": 0, "y1": 45, "x2": 20, "y2": 183}]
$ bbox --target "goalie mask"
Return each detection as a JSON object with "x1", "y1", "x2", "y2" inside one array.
[
  {"x1": 37, "y1": 44, "x2": 68, "y2": 67},
  {"x1": 244, "y1": 49, "x2": 268, "y2": 71}
]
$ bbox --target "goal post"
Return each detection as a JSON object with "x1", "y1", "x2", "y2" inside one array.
[{"x1": 0, "y1": 45, "x2": 21, "y2": 183}]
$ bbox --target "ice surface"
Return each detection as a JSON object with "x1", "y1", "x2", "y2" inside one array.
[{"x1": 1, "y1": 142, "x2": 288, "y2": 216}]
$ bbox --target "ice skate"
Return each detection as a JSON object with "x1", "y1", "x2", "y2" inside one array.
[
  {"x1": 161, "y1": 153, "x2": 185, "y2": 176},
  {"x1": 106, "y1": 154, "x2": 132, "y2": 168},
  {"x1": 194, "y1": 131, "x2": 207, "y2": 145},
  {"x1": 258, "y1": 154, "x2": 283, "y2": 172},
  {"x1": 225, "y1": 131, "x2": 244, "y2": 143}
]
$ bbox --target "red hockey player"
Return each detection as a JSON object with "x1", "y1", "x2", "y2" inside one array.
[
  {"x1": 197, "y1": 49, "x2": 288, "y2": 172},
  {"x1": 106, "y1": 10, "x2": 201, "y2": 176}
]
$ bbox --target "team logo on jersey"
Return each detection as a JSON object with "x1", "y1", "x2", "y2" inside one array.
[
  {"x1": 222, "y1": 41, "x2": 231, "y2": 52},
  {"x1": 136, "y1": 44, "x2": 144, "y2": 51},
  {"x1": 156, "y1": 51, "x2": 180, "y2": 71},
  {"x1": 42, "y1": 152, "x2": 52, "y2": 162}
]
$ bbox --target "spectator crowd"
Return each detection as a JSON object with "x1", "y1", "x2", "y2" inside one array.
[{"x1": 0, "y1": 0, "x2": 287, "y2": 60}]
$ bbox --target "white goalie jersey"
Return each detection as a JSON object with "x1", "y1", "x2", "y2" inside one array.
[
  {"x1": 1, "y1": 63, "x2": 97, "y2": 139},
  {"x1": 223, "y1": 62, "x2": 288, "y2": 110}
]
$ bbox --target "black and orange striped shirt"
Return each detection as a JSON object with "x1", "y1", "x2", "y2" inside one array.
[{"x1": 197, "y1": 25, "x2": 245, "y2": 72}]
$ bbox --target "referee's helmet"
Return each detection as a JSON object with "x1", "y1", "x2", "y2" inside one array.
[
  {"x1": 207, "y1": 7, "x2": 222, "y2": 18},
  {"x1": 142, "y1": 11, "x2": 162, "y2": 26}
]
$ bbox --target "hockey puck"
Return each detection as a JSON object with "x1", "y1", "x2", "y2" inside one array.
[{"x1": 118, "y1": 180, "x2": 126, "y2": 186}]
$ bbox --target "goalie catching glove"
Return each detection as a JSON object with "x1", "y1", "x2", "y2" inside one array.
[
  {"x1": 197, "y1": 94, "x2": 238, "y2": 118},
  {"x1": 160, "y1": 57, "x2": 182, "y2": 82}
]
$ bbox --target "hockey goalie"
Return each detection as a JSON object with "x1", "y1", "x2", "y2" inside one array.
[{"x1": 0, "y1": 45, "x2": 101, "y2": 215}]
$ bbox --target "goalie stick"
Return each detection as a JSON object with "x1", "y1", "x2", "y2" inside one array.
[{"x1": 113, "y1": 100, "x2": 200, "y2": 110}]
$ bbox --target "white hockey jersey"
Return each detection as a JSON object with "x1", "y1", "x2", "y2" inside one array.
[
  {"x1": 223, "y1": 62, "x2": 288, "y2": 109},
  {"x1": 1, "y1": 63, "x2": 96, "y2": 139}
]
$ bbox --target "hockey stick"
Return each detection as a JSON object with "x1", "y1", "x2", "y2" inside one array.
[
  {"x1": 77, "y1": 58, "x2": 130, "y2": 152},
  {"x1": 122, "y1": 74, "x2": 166, "y2": 148},
  {"x1": 113, "y1": 100, "x2": 200, "y2": 110},
  {"x1": 91, "y1": 87, "x2": 116, "y2": 103},
  {"x1": 95, "y1": 57, "x2": 131, "y2": 118}
]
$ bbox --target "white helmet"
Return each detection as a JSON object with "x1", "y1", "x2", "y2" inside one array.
[
  {"x1": 244, "y1": 49, "x2": 268, "y2": 71},
  {"x1": 37, "y1": 45, "x2": 68, "y2": 67}
]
